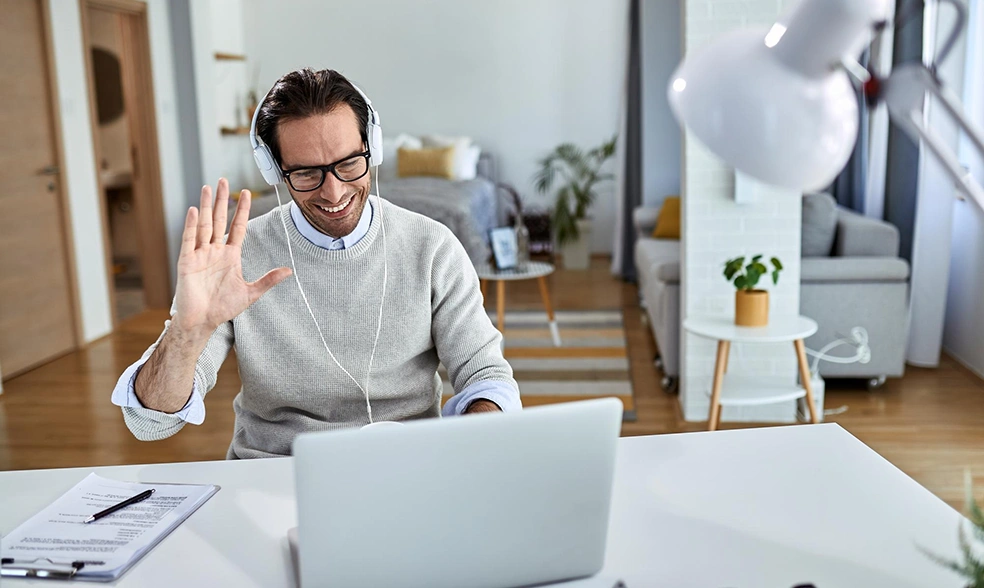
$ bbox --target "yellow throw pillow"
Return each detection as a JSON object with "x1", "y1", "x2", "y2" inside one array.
[
  {"x1": 652, "y1": 196, "x2": 681, "y2": 239},
  {"x1": 397, "y1": 146, "x2": 456, "y2": 179}
]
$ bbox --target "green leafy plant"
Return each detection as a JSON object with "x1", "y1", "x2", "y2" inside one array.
[
  {"x1": 723, "y1": 255, "x2": 783, "y2": 290},
  {"x1": 922, "y1": 472, "x2": 984, "y2": 587},
  {"x1": 533, "y1": 136, "x2": 617, "y2": 247}
]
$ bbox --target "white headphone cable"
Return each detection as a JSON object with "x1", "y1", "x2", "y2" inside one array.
[{"x1": 272, "y1": 178, "x2": 386, "y2": 424}]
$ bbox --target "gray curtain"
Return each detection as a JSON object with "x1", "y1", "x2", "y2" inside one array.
[
  {"x1": 829, "y1": 49, "x2": 871, "y2": 213},
  {"x1": 883, "y1": 0, "x2": 924, "y2": 263},
  {"x1": 617, "y1": 0, "x2": 643, "y2": 281}
]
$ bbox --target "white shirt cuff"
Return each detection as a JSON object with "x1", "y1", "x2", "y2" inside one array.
[
  {"x1": 110, "y1": 359, "x2": 205, "y2": 425},
  {"x1": 442, "y1": 380, "x2": 522, "y2": 416}
]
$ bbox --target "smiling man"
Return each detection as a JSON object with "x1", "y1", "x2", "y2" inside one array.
[{"x1": 110, "y1": 68, "x2": 520, "y2": 459}]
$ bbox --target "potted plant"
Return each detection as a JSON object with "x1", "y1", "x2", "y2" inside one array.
[
  {"x1": 922, "y1": 472, "x2": 984, "y2": 587},
  {"x1": 723, "y1": 255, "x2": 783, "y2": 326},
  {"x1": 533, "y1": 136, "x2": 617, "y2": 269}
]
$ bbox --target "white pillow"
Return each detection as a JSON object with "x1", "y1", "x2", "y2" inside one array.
[
  {"x1": 378, "y1": 133, "x2": 422, "y2": 181},
  {"x1": 420, "y1": 135, "x2": 480, "y2": 180}
]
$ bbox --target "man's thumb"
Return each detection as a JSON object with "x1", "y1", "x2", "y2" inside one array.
[{"x1": 248, "y1": 267, "x2": 293, "y2": 301}]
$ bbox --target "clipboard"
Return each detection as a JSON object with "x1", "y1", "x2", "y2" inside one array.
[
  {"x1": 0, "y1": 557, "x2": 87, "y2": 580},
  {"x1": 1, "y1": 473, "x2": 219, "y2": 582}
]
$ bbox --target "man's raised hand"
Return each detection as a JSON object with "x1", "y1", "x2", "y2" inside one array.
[{"x1": 172, "y1": 178, "x2": 291, "y2": 340}]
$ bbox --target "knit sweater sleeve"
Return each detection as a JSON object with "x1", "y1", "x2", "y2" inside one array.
[
  {"x1": 430, "y1": 230, "x2": 520, "y2": 402},
  {"x1": 119, "y1": 306, "x2": 235, "y2": 441}
]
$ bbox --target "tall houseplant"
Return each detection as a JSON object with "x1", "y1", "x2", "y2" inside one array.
[
  {"x1": 723, "y1": 255, "x2": 783, "y2": 326},
  {"x1": 533, "y1": 136, "x2": 616, "y2": 269}
]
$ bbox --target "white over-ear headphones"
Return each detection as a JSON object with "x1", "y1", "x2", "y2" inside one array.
[{"x1": 249, "y1": 75, "x2": 384, "y2": 185}]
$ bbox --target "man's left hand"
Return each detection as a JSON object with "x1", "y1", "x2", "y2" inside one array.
[{"x1": 464, "y1": 399, "x2": 502, "y2": 414}]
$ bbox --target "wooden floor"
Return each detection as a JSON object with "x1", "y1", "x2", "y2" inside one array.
[{"x1": 1, "y1": 256, "x2": 983, "y2": 511}]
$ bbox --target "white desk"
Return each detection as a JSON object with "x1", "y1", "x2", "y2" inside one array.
[{"x1": 0, "y1": 424, "x2": 966, "y2": 587}]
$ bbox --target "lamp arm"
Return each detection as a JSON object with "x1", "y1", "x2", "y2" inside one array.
[{"x1": 882, "y1": 63, "x2": 984, "y2": 209}]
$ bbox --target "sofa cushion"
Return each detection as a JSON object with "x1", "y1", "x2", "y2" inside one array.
[
  {"x1": 652, "y1": 196, "x2": 681, "y2": 239},
  {"x1": 801, "y1": 257, "x2": 910, "y2": 282},
  {"x1": 802, "y1": 192, "x2": 837, "y2": 257},
  {"x1": 635, "y1": 238, "x2": 681, "y2": 275}
]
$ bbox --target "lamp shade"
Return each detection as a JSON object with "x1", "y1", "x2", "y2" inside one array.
[{"x1": 667, "y1": 0, "x2": 893, "y2": 192}]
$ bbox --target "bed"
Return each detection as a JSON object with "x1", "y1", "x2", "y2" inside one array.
[{"x1": 377, "y1": 174, "x2": 497, "y2": 264}]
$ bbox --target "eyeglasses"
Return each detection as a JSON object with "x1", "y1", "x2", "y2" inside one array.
[{"x1": 281, "y1": 150, "x2": 370, "y2": 192}]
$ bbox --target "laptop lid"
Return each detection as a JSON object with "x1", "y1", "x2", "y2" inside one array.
[{"x1": 292, "y1": 398, "x2": 623, "y2": 588}]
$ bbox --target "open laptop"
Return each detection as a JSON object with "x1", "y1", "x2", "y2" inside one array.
[{"x1": 290, "y1": 397, "x2": 623, "y2": 588}]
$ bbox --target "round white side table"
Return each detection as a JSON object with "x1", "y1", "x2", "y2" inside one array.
[
  {"x1": 474, "y1": 261, "x2": 560, "y2": 347},
  {"x1": 683, "y1": 315, "x2": 820, "y2": 431}
]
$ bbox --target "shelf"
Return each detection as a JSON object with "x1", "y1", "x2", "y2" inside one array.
[
  {"x1": 220, "y1": 126, "x2": 250, "y2": 136},
  {"x1": 214, "y1": 52, "x2": 246, "y2": 61},
  {"x1": 705, "y1": 375, "x2": 807, "y2": 407}
]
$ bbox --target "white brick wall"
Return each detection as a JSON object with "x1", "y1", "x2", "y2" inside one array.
[{"x1": 680, "y1": 0, "x2": 802, "y2": 423}]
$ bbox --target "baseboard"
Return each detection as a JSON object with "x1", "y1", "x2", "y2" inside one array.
[{"x1": 941, "y1": 346, "x2": 984, "y2": 381}]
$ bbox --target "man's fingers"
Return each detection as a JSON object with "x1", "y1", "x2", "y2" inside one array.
[
  {"x1": 197, "y1": 184, "x2": 214, "y2": 247},
  {"x1": 227, "y1": 189, "x2": 252, "y2": 247},
  {"x1": 212, "y1": 179, "x2": 230, "y2": 244},
  {"x1": 247, "y1": 267, "x2": 292, "y2": 303},
  {"x1": 179, "y1": 206, "x2": 199, "y2": 258}
]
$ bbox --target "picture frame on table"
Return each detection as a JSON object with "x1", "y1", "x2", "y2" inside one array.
[{"x1": 489, "y1": 227, "x2": 518, "y2": 271}]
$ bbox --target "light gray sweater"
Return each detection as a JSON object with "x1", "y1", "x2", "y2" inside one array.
[{"x1": 120, "y1": 199, "x2": 518, "y2": 458}]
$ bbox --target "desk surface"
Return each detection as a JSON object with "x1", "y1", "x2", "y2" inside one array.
[{"x1": 0, "y1": 424, "x2": 966, "y2": 587}]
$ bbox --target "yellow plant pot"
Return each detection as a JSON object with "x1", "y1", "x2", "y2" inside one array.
[{"x1": 735, "y1": 289, "x2": 769, "y2": 326}]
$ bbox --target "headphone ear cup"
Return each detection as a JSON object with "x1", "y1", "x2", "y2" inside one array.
[
  {"x1": 253, "y1": 144, "x2": 283, "y2": 186},
  {"x1": 368, "y1": 122, "x2": 383, "y2": 168}
]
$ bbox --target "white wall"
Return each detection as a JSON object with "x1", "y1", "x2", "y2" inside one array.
[
  {"x1": 189, "y1": 0, "x2": 256, "y2": 194},
  {"x1": 679, "y1": 0, "x2": 802, "y2": 423},
  {"x1": 47, "y1": 0, "x2": 188, "y2": 341},
  {"x1": 241, "y1": 0, "x2": 628, "y2": 253},
  {"x1": 943, "y1": 0, "x2": 984, "y2": 377},
  {"x1": 642, "y1": 0, "x2": 682, "y2": 207},
  {"x1": 48, "y1": 0, "x2": 113, "y2": 342}
]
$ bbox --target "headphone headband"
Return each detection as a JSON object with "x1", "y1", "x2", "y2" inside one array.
[{"x1": 250, "y1": 74, "x2": 383, "y2": 186}]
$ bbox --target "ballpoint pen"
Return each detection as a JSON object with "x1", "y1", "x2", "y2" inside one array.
[{"x1": 83, "y1": 488, "x2": 155, "y2": 524}]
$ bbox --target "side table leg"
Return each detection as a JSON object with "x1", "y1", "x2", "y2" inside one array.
[
  {"x1": 708, "y1": 340, "x2": 730, "y2": 431},
  {"x1": 794, "y1": 339, "x2": 819, "y2": 424},
  {"x1": 537, "y1": 276, "x2": 561, "y2": 347}
]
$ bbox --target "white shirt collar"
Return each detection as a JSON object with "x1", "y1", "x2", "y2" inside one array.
[{"x1": 289, "y1": 197, "x2": 374, "y2": 250}]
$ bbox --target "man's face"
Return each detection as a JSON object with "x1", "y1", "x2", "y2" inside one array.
[{"x1": 277, "y1": 105, "x2": 370, "y2": 239}]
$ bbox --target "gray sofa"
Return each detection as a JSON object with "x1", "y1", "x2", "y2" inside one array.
[{"x1": 634, "y1": 193, "x2": 910, "y2": 391}]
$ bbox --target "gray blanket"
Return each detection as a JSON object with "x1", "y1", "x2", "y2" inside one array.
[{"x1": 378, "y1": 177, "x2": 497, "y2": 264}]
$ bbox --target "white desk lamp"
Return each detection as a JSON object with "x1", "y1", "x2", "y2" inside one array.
[{"x1": 668, "y1": 0, "x2": 984, "y2": 208}]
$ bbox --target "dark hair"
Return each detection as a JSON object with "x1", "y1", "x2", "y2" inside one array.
[{"x1": 255, "y1": 68, "x2": 369, "y2": 165}]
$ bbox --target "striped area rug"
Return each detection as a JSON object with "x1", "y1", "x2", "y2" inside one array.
[{"x1": 442, "y1": 310, "x2": 635, "y2": 420}]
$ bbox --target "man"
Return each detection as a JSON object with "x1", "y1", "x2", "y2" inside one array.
[{"x1": 111, "y1": 68, "x2": 521, "y2": 458}]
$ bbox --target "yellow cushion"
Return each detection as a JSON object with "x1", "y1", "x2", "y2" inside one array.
[
  {"x1": 652, "y1": 196, "x2": 681, "y2": 239},
  {"x1": 397, "y1": 146, "x2": 456, "y2": 179}
]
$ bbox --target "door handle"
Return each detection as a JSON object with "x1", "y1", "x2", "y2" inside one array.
[{"x1": 37, "y1": 165, "x2": 60, "y2": 176}]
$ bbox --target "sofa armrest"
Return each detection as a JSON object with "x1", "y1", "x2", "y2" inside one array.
[
  {"x1": 633, "y1": 207, "x2": 659, "y2": 238},
  {"x1": 834, "y1": 210, "x2": 900, "y2": 257},
  {"x1": 801, "y1": 257, "x2": 910, "y2": 283},
  {"x1": 655, "y1": 261, "x2": 681, "y2": 284}
]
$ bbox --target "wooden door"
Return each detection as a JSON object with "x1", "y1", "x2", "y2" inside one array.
[
  {"x1": 83, "y1": 0, "x2": 172, "y2": 313},
  {"x1": 0, "y1": 0, "x2": 80, "y2": 378}
]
